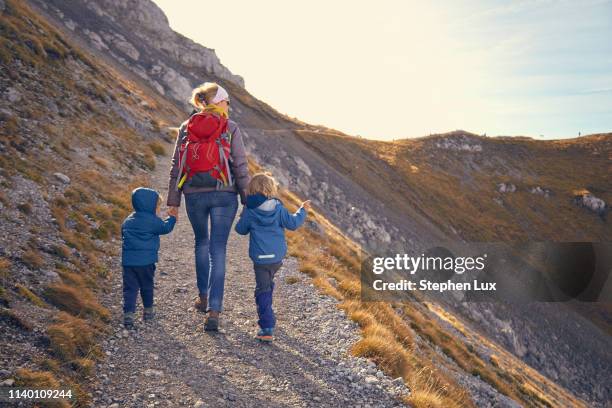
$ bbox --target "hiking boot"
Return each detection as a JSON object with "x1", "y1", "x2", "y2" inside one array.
[
  {"x1": 256, "y1": 328, "x2": 274, "y2": 343},
  {"x1": 204, "y1": 311, "x2": 219, "y2": 332},
  {"x1": 194, "y1": 294, "x2": 208, "y2": 313},
  {"x1": 123, "y1": 312, "x2": 135, "y2": 329},
  {"x1": 143, "y1": 307, "x2": 155, "y2": 322}
]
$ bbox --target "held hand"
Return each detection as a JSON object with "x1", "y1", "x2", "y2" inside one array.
[
  {"x1": 167, "y1": 206, "x2": 179, "y2": 218},
  {"x1": 301, "y1": 200, "x2": 311, "y2": 210}
]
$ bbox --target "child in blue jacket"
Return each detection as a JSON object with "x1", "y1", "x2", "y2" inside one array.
[
  {"x1": 235, "y1": 173, "x2": 310, "y2": 342},
  {"x1": 121, "y1": 187, "x2": 177, "y2": 328}
]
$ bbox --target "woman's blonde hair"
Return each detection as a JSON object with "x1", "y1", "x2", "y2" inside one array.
[
  {"x1": 247, "y1": 173, "x2": 278, "y2": 197},
  {"x1": 190, "y1": 82, "x2": 219, "y2": 110}
]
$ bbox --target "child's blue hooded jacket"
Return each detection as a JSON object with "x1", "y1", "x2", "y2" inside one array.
[
  {"x1": 235, "y1": 194, "x2": 306, "y2": 264},
  {"x1": 121, "y1": 188, "x2": 176, "y2": 266}
]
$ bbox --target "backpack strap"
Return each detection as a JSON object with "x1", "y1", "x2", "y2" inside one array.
[
  {"x1": 219, "y1": 123, "x2": 234, "y2": 188},
  {"x1": 176, "y1": 124, "x2": 189, "y2": 191},
  {"x1": 219, "y1": 143, "x2": 234, "y2": 186},
  {"x1": 214, "y1": 137, "x2": 233, "y2": 188}
]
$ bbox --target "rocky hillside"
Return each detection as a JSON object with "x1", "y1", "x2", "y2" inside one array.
[
  {"x1": 33, "y1": 0, "x2": 244, "y2": 99},
  {"x1": 0, "y1": 0, "x2": 183, "y2": 403},
  {"x1": 294, "y1": 129, "x2": 610, "y2": 242}
]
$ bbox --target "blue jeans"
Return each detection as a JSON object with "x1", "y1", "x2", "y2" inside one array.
[
  {"x1": 185, "y1": 191, "x2": 238, "y2": 312},
  {"x1": 254, "y1": 262, "x2": 282, "y2": 329},
  {"x1": 123, "y1": 264, "x2": 156, "y2": 313}
]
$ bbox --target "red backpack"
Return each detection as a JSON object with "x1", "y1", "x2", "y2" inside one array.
[{"x1": 176, "y1": 112, "x2": 233, "y2": 190}]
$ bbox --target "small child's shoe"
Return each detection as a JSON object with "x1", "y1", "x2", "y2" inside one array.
[
  {"x1": 256, "y1": 327, "x2": 274, "y2": 342},
  {"x1": 123, "y1": 312, "x2": 135, "y2": 329},
  {"x1": 143, "y1": 307, "x2": 155, "y2": 322}
]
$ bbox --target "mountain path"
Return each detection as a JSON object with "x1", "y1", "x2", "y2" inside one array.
[{"x1": 93, "y1": 157, "x2": 409, "y2": 407}]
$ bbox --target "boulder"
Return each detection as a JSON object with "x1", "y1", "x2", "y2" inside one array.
[
  {"x1": 6, "y1": 87, "x2": 21, "y2": 103},
  {"x1": 64, "y1": 19, "x2": 76, "y2": 30},
  {"x1": 0, "y1": 378, "x2": 14, "y2": 386},
  {"x1": 53, "y1": 172, "x2": 71, "y2": 184},
  {"x1": 83, "y1": 29, "x2": 108, "y2": 51},
  {"x1": 497, "y1": 183, "x2": 516, "y2": 193},
  {"x1": 530, "y1": 186, "x2": 550, "y2": 197},
  {"x1": 159, "y1": 65, "x2": 192, "y2": 102},
  {"x1": 575, "y1": 193, "x2": 606, "y2": 215}
]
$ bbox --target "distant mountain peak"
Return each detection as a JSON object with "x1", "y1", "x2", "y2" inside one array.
[{"x1": 33, "y1": 0, "x2": 244, "y2": 104}]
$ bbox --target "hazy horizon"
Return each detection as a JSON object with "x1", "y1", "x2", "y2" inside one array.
[{"x1": 153, "y1": 0, "x2": 612, "y2": 140}]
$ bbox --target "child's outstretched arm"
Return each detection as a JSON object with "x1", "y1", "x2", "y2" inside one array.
[
  {"x1": 234, "y1": 209, "x2": 251, "y2": 235},
  {"x1": 155, "y1": 215, "x2": 176, "y2": 235},
  {"x1": 279, "y1": 201, "x2": 309, "y2": 231}
]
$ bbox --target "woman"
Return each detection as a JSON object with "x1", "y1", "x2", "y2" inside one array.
[{"x1": 167, "y1": 82, "x2": 249, "y2": 331}]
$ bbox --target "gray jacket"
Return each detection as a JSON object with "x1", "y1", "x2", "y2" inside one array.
[{"x1": 166, "y1": 119, "x2": 250, "y2": 206}]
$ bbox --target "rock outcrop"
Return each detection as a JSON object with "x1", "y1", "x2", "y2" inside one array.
[
  {"x1": 497, "y1": 182, "x2": 516, "y2": 193},
  {"x1": 435, "y1": 134, "x2": 483, "y2": 152},
  {"x1": 574, "y1": 192, "x2": 607, "y2": 216},
  {"x1": 34, "y1": 0, "x2": 244, "y2": 105},
  {"x1": 530, "y1": 186, "x2": 551, "y2": 197}
]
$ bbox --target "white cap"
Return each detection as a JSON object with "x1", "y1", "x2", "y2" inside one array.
[{"x1": 211, "y1": 85, "x2": 229, "y2": 104}]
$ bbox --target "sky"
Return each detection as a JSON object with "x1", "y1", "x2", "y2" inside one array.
[{"x1": 153, "y1": 0, "x2": 612, "y2": 140}]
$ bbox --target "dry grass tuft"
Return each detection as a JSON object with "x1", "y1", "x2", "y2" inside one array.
[
  {"x1": 148, "y1": 141, "x2": 166, "y2": 156},
  {"x1": 519, "y1": 382, "x2": 554, "y2": 407},
  {"x1": 312, "y1": 276, "x2": 343, "y2": 299},
  {"x1": 0, "y1": 308, "x2": 33, "y2": 331},
  {"x1": 351, "y1": 328, "x2": 411, "y2": 378},
  {"x1": 16, "y1": 284, "x2": 47, "y2": 308},
  {"x1": 90, "y1": 155, "x2": 112, "y2": 169},
  {"x1": 298, "y1": 261, "x2": 320, "y2": 277},
  {"x1": 71, "y1": 358, "x2": 95, "y2": 376},
  {"x1": 21, "y1": 248, "x2": 45, "y2": 269},
  {"x1": 55, "y1": 269, "x2": 88, "y2": 288},
  {"x1": 47, "y1": 312, "x2": 98, "y2": 362},
  {"x1": 0, "y1": 285, "x2": 7, "y2": 306},
  {"x1": 15, "y1": 369, "x2": 70, "y2": 408},
  {"x1": 285, "y1": 276, "x2": 301, "y2": 285},
  {"x1": 408, "y1": 389, "x2": 446, "y2": 408},
  {"x1": 0, "y1": 257, "x2": 10, "y2": 281},
  {"x1": 347, "y1": 308, "x2": 375, "y2": 328},
  {"x1": 44, "y1": 283, "x2": 110, "y2": 321},
  {"x1": 337, "y1": 279, "x2": 360, "y2": 298},
  {"x1": 143, "y1": 151, "x2": 156, "y2": 170},
  {"x1": 15, "y1": 368, "x2": 61, "y2": 387},
  {"x1": 405, "y1": 368, "x2": 469, "y2": 408},
  {"x1": 51, "y1": 244, "x2": 72, "y2": 259}
]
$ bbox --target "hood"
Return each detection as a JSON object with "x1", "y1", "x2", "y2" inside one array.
[
  {"x1": 131, "y1": 187, "x2": 159, "y2": 214},
  {"x1": 249, "y1": 197, "x2": 280, "y2": 226},
  {"x1": 187, "y1": 112, "x2": 226, "y2": 141},
  {"x1": 246, "y1": 193, "x2": 268, "y2": 209}
]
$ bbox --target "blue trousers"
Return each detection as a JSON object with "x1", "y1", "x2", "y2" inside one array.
[
  {"x1": 123, "y1": 264, "x2": 156, "y2": 313},
  {"x1": 254, "y1": 262, "x2": 283, "y2": 329},
  {"x1": 185, "y1": 191, "x2": 238, "y2": 312}
]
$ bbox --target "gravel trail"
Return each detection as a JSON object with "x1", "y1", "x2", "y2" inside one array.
[{"x1": 94, "y1": 160, "x2": 409, "y2": 407}]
